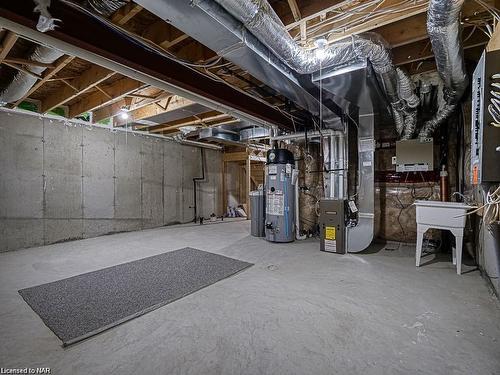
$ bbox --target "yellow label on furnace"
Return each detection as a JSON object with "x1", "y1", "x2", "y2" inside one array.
[{"x1": 325, "y1": 226, "x2": 336, "y2": 240}]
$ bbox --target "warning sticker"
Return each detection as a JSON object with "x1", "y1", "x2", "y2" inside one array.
[
  {"x1": 472, "y1": 165, "x2": 479, "y2": 185},
  {"x1": 324, "y1": 239, "x2": 337, "y2": 252},
  {"x1": 267, "y1": 193, "x2": 284, "y2": 216},
  {"x1": 325, "y1": 226, "x2": 336, "y2": 240}
]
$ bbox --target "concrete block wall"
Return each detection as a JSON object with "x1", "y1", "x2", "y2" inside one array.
[{"x1": 0, "y1": 111, "x2": 222, "y2": 252}]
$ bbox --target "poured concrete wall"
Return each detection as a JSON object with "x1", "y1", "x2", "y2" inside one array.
[{"x1": 0, "y1": 111, "x2": 221, "y2": 252}]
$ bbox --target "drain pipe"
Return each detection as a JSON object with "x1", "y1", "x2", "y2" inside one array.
[
  {"x1": 192, "y1": 148, "x2": 207, "y2": 223},
  {"x1": 271, "y1": 129, "x2": 342, "y2": 142}
]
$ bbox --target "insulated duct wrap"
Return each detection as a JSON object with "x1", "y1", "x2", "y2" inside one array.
[
  {"x1": 210, "y1": 0, "x2": 405, "y2": 132},
  {"x1": 85, "y1": 0, "x2": 127, "y2": 16},
  {"x1": 419, "y1": 0, "x2": 467, "y2": 137},
  {"x1": 0, "y1": 45, "x2": 64, "y2": 105},
  {"x1": 396, "y1": 68, "x2": 420, "y2": 139},
  {"x1": 214, "y1": 0, "x2": 394, "y2": 76}
]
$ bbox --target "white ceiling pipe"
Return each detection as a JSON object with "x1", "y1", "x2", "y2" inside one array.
[{"x1": 270, "y1": 129, "x2": 342, "y2": 142}]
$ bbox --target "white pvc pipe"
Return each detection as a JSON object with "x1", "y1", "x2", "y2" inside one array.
[{"x1": 271, "y1": 129, "x2": 342, "y2": 142}]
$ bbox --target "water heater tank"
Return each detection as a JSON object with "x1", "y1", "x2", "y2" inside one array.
[{"x1": 265, "y1": 149, "x2": 295, "y2": 243}]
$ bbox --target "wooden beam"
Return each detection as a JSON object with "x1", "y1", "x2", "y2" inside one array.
[
  {"x1": 392, "y1": 28, "x2": 488, "y2": 66},
  {"x1": 285, "y1": 0, "x2": 353, "y2": 30},
  {"x1": 68, "y1": 77, "x2": 146, "y2": 118},
  {"x1": 398, "y1": 44, "x2": 486, "y2": 74},
  {"x1": 93, "y1": 91, "x2": 171, "y2": 122},
  {"x1": 326, "y1": 3, "x2": 428, "y2": 44},
  {"x1": 142, "y1": 21, "x2": 190, "y2": 50},
  {"x1": 147, "y1": 110, "x2": 224, "y2": 133},
  {"x1": 12, "y1": 55, "x2": 75, "y2": 108},
  {"x1": 154, "y1": 116, "x2": 238, "y2": 134},
  {"x1": 0, "y1": 31, "x2": 17, "y2": 62},
  {"x1": 287, "y1": 0, "x2": 301, "y2": 22},
  {"x1": 114, "y1": 95, "x2": 194, "y2": 126},
  {"x1": 3, "y1": 57, "x2": 55, "y2": 68},
  {"x1": 111, "y1": 3, "x2": 143, "y2": 25},
  {"x1": 41, "y1": 65, "x2": 114, "y2": 113},
  {"x1": 375, "y1": 14, "x2": 428, "y2": 47},
  {"x1": 374, "y1": 1, "x2": 494, "y2": 47},
  {"x1": 223, "y1": 151, "x2": 248, "y2": 162},
  {"x1": 1, "y1": 62, "x2": 43, "y2": 79}
]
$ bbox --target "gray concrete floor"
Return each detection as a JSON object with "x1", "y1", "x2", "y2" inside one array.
[{"x1": 1, "y1": 220, "x2": 499, "y2": 375}]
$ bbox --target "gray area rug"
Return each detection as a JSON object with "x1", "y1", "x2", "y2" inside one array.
[{"x1": 19, "y1": 247, "x2": 253, "y2": 346}]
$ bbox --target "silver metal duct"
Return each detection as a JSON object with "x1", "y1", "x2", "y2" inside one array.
[
  {"x1": 212, "y1": 0, "x2": 383, "y2": 75},
  {"x1": 0, "y1": 45, "x2": 64, "y2": 106},
  {"x1": 198, "y1": 127, "x2": 242, "y2": 145},
  {"x1": 135, "y1": 0, "x2": 341, "y2": 128},
  {"x1": 397, "y1": 68, "x2": 420, "y2": 139},
  {"x1": 418, "y1": 0, "x2": 467, "y2": 137},
  {"x1": 347, "y1": 112, "x2": 375, "y2": 252},
  {"x1": 207, "y1": 0, "x2": 406, "y2": 133},
  {"x1": 86, "y1": 0, "x2": 127, "y2": 16}
]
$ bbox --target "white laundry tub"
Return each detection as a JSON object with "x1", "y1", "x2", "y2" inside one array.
[{"x1": 414, "y1": 200, "x2": 473, "y2": 228}]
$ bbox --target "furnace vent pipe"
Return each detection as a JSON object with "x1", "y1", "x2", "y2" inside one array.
[
  {"x1": 419, "y1": 0, "x2": 467, "y2": 137},
  {"x1": 0, "y1": 45, "x2": 64, "y2": 106}
]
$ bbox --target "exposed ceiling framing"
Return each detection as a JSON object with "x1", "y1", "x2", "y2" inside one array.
[{"x1": 0, "y1": 0, "x2": 497, "y2": 144}]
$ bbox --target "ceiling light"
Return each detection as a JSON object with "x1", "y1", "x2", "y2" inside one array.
[
  {"x1": 119, "y1": 111, "x2": 129, "y2": 120},
  {"x1": 119, "y1": 107, "x2": 129, "y2": 120},
  {"x1": 314, "y1": 37, "x2": 328, "y2": 59}
]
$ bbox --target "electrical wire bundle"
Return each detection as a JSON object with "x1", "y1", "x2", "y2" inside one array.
[
  {"x1": 489, "y1": 74, "x2": 500, "y2": 128},
  {"x1": 465, "y1": 185, "x2": 500, "y2": 225}
]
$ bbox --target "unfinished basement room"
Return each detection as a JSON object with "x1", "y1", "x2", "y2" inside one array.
[{"x1": 1, "y1": 0, "x2": 500, "y2": 373}]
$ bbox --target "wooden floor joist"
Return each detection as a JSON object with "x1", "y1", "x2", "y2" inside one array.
[
  {"x1": 68, "y1": 77, "x2": 145, "y2": 118},
  {"x1": 41, "y1": 65, "x2": 115, "y2": 113},
  {"x1": 0, "y1": 31, "x2": 17, "y2": 62},
  {"x1": 12, "y1": 55, "x2": 75, "y2": 108},
  {"x1": 114, "y1": 96, "x2": 195, "y2": 127},
  {"x1": 92, "y1": 91, "x2": 171, "y2": 122}
]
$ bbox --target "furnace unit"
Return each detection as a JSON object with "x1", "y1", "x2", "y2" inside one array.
[
  {"x1": 319, "y1": 199, "x2": 346, "y2": 254},
  {"x1": 265, "y1": 149, "x2": 295, "y2": 243}
]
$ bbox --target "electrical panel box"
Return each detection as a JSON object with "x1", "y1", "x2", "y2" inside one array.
[
  {"x1": 471, "y1": 50, "x2": 500, "y2": 184},
  {"x1": 395, "y1": 138, "x2": 434, "y2": 172},
  {"x1": 319, "y1": 199, "x2": 346, "y2": 254}
]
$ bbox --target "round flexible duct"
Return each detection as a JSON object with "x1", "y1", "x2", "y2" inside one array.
[
  {"x1": 208, "y1": 0, "x2": 406, "y2": 132},
  {"x1": 0, "y1": 45, "x2": 64, "y2": 106},
  {"x1": 418, "y1": 0, "x2": 467, "y2": 137}
]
